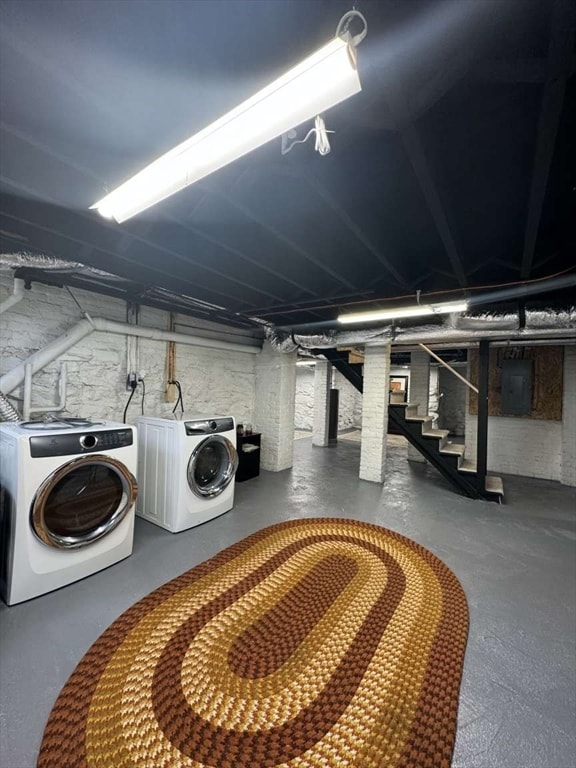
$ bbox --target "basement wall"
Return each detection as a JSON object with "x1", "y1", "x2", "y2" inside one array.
[
  {"x1": 294, "y1": 366, "x2": 361, "y2": 431},
  {"x1": 437, "y1": 365, "x2": 467, "y2": 435},
  {"x1": 0, "y1": 276, "x2": 256, "y2": 426},
  {"x1": 294, "y1": 363, "x2": 439, "y2": 434},
  {"x1": 464, "y1": 346, "x2": 576, "y2": 485}
]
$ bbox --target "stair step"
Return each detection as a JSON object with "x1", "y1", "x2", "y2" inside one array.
[
  {"x1": 421, "y1": 429, "x2": 450, "y2": 440},
  {"x1": 455, "y1": 462, "x2": 504, "y2": 498},
  {"x1": 485, "y1": 475, "x2": 504, "y2": 497},
  {"x1": 405, "y1": 415, "x2": 432, "y2": 423},
  {"x1": 440, "y1": 441, "x2": 466, "y2": 457}
]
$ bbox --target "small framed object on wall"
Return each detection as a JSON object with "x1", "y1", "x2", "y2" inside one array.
[{"x1": 389, "y1": 375, "x2": 408, "y2": 403}]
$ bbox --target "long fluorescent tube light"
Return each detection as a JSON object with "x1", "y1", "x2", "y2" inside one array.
[
  {"x1": 338, "y1": 300, "x2": 469, "y2": 325},
  {"x1": 91, "y1": 36, "x2": 361, "y2": 223}
]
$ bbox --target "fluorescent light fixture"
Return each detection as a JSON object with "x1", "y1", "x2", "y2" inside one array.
[
  {"x1": 338, "y1": 300, "x2": 469, "y2": 325},
  {"x1": 91, "y1": 36, "x2": 361, "y2": 223}
]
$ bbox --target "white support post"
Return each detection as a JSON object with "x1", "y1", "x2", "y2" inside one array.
[
  {"x1": 359, "y1": 344, "x2": 391, "y2": 483},
  {"x1": 561, "y1": 345, "x2": 576, "y2": 486},
  {"x1": 254, "y1": 342, "x2": 297, "y2": 472},
  {"x1": 313, "y1": 360, "x2": 331, "y2": 447}
]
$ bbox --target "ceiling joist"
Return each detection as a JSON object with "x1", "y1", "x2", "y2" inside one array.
[{"x1": 520, "y1": 0, "x2": 575, "y2": 279}]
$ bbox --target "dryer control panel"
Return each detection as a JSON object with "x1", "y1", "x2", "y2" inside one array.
[
  {"x1": 185, "y1": 418, "x2": 234, "y2": 435},
  {"x1": 29, "y1": 429, "x2": 134, "y2": 458}
]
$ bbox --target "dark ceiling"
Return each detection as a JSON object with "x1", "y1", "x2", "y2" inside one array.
[{"x1": 1, "y1": 0, "x2": 574, "y2": 331}]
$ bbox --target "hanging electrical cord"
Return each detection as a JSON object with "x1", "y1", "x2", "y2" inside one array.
[
  {"x1": 169, "y1": 380, "x2": 185, "y2": 414},
  {"x1": 281, "y1": 8, "x2": 367, "y2": 158},
  {"x1": 281, "y1": 116, "x2": 334, "y2": 156},
  {"x1": 122, "y1": 385, "x2": 137, "y2": 424},
  {"x1": 139, "y1": 377, "x2": 146, "y2": 415}
]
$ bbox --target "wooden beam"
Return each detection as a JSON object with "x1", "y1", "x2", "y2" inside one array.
[{"x1": 521, "y1": 0, "x2": 575, "y2": 279}]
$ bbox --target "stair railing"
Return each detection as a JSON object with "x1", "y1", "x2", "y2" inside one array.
[{"x1": 417, "y1": 343, "x2": 478, "y2": 392}]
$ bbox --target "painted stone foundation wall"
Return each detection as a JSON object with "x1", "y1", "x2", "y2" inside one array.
[
  {"x1": 0, "y1": 276, "x2": 256, "y2": 427},
  {"x1": 437, "y1": 366, "x2": 467, "y2": 435},
  {"x1": 294, "y1": 365, "x2": 362, "y2": 431}
]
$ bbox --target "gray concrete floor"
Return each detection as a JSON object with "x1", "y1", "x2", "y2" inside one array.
[{"x1": 1, "y1": 437, "x2": 575, "y2": 768}]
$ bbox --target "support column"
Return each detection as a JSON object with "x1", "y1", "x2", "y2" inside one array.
[
  {"x1": 561, "y1": 345, "x2": 576, "y2": 486},
  {"x1": 313, "y1": 360, "x2": 331, "y2": 447},
  {"x1": 407, "y1": 349, "x2": 430, "y2": 463},
  {"x1": 254, "y1": 342, "x2": 296, "y2": 472},
  {"x1": 476, "y1": 340, "x2": 489, "y2": 491},
  {"x1": 360, "y1": 344, "x2": 391, "y2": 483}
]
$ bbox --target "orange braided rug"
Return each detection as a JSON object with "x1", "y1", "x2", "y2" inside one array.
[{"x1": 38, "y1": 518, "x2": 469, "y2": 768}]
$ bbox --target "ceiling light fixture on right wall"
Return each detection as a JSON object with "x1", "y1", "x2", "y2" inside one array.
[{"x1": 337, "y1": 300, "x2": 469, "y2": 325}]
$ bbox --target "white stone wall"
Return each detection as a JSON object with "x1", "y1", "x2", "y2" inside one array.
[
  {"x1": 407, "y1": 351, "x2": 430, "y2": 463},
  {"x1": 0, "y1": 275, "x2": 256, "y2": 426},
  {"x1": 465, "y1": 414, "x2": 562, "y2": 481},
  {"x1": 294, "y1": 366, "x2": 315, "y2": 430},
  {"x1": 333, "y1": 370, "x2": 361, "y2": 430},
  {"x1": 294, "y1": 366, "x2": 362, "y2": 432},
  {"x1": 437, "y1": 365, "x2": 467, "y2": 436},
  {"x1": 463, "y1": 350, "x2": 575, "y2": 483}
]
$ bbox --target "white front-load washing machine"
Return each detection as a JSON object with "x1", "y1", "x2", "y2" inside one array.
[
  {"x1": 135, "y1": 415, "x2": 238, "y2": 532},
  {"x1": 0, "y1": 419, "x2": 138, "y2": 605}
]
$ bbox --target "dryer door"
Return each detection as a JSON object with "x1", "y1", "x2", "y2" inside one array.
[
  {"x1": 31, "y1": 455, "x2": 138, "y2": 549},
  {"x1": 187, "y1": 435, "x2": 238, "y2": 498}
]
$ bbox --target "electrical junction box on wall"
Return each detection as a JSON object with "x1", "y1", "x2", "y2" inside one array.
[{"x1": 501, "y1": 359, "x2": 533, "y2": 415}]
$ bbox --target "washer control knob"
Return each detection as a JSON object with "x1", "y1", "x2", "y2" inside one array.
[
  {"x1": 80, "y1": 434, "x2": 98, "y2": 449},
  {"x1": 210, "y1": 421, "x2": 217, "y2": 431}
]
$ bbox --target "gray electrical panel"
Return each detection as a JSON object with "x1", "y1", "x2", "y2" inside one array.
[{"x1": 501, "y1": 359, "x2": 533, "y2": 415}]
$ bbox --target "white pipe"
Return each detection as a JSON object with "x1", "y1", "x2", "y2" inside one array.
[
  {"x1": 0, "y1": 278, "x2": 25, "y2": 314},
  {"x1": 23, "y1": 364, "x2": 33, "y2": 420},
  {"x1": 90, "y1": 318, "x2": 261, "y2": 354},
  {"x1": 0, "y1": 318, "x2": 94, "y2": 395},
  {"x1": 0, "y1": 316, "x2": 261, "y2": 395},
  {"x1": 29, "y1": 363, "x2": 68, "y2": 417}
]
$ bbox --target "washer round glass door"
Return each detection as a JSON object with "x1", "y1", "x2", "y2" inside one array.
[
  {"x1": 187, "y1": 435, "x2": 238, "y2": 498},
  {"x1": 31, "y1": 455, "x2": 138, "y2": 549}
]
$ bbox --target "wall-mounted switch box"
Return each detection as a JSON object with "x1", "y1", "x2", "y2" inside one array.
[{"x1": 501, "y1": 359, "x2": 533, "y2": 415}]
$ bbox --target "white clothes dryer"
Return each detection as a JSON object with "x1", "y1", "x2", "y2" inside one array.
[
  {"x1": 0, "y1": 419, "x2": 138, "y2": 605},
  {"x1": 135, "y1": 415, "x2": 238, "y2": 532}
]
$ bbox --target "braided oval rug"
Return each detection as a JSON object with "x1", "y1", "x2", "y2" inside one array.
[{"x1": 38, "y1": 518, "x2": 469, "y2": 768}]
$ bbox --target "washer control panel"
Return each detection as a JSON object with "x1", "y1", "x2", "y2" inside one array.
[{"x1": 29, "y1": 429, "x2": 133, "y2": 458}]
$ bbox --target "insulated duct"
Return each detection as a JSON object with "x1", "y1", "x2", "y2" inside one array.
[
  {"x1": 268, "y1": 308, "x2": 576, "y2": 351},
  {"x1": 273, "y1": 273, "x2": 576, "y2": 341},
  {"x1": 0, "y1": 391, "x2": 21, "y2": 421},
  {"x1": 0, "y1": 251, "x2": 114, "y2": 277}
]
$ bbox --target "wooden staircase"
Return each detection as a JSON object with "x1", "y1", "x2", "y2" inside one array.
[{"x1": 389, "y1": 402, "x2": 504, "y2": 502}]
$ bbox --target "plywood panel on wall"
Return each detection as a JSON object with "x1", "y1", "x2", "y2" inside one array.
[{"x1": 469, "y1": 346, "x2": 563, "y2": 421}]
